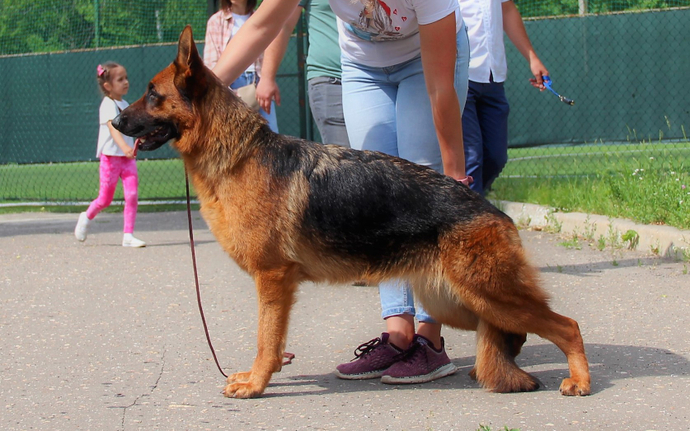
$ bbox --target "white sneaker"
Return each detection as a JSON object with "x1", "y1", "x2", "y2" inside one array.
[
  {"x1": 122, "y1": 234, "x2": 146, "y2": 248},
  {"x1": 74, "y1": 212, "x2": 90, "y2": 242}
]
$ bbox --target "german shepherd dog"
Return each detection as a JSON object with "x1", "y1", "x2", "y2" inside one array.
[{"x1": 113, "y1": 26, "x2": 590, "y2": 398}]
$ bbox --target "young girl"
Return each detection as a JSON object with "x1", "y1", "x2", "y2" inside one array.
[{"x1": 74, "y1": 62, "x2": 145, "y2": 248}]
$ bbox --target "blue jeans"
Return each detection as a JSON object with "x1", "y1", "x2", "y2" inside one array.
[
  {"x1": 308, "y1": 76, "x2": 350, "y2": 148},
  {"x1": 342, "y1": 27, "x2": 470, "y2": 323},
  {"x1": 463, "y1": 80, "x2": 510, "y2": 196},
  {"x1": 230, "y1": 71, "x2": 279, "y2": 133}
]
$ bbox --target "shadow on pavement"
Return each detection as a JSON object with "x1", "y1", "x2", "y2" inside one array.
[{"x1": 251, "y1": 343, "x2": 687, "y2": 398}]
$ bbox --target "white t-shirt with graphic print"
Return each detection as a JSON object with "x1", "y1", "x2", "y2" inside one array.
[
  {"x1": 96, "y1": 97, "x2": 135, "y2": 158},
  {"x1": 330, "y1": 0, "x2": 462, "y2": 67}
]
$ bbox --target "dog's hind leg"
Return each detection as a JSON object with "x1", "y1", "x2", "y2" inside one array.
[
  {"x1": 442, "y1": 220, "x2": 590, "y2": 395},
  {"x1": 468, "y1": 329, "x2": 526, "y2": 382},
  {"x1": 462, "y1": 273, "x2": 590, "y2": 395},
  {"x1": 522, "y1": 310, "x2": 590, "y2": 396},
  {"x1": 473, "y1": 321, "x2": 538, "y2": 392},
  {"x1": 471, "y1": 275, "x2": 590, "y2": 395},
  {"x1": 223, "y1": 267, "x2": 298, "y2": 399}
]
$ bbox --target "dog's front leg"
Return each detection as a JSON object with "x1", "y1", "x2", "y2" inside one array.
[{"x1": 224, "y1": 269, "x2": 297, "y2": 398}]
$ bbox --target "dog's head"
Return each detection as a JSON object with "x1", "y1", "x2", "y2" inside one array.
[{"x1": 112, "y1": 26, "x2": 210, "y2": 152}]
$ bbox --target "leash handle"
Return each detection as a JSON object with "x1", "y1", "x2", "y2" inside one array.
[
  {"x1": 186, "y1": 169, "x2": 229, "y2": 378},
  {"x1": 542, "y1": 76, "x2": 575, "y2": 106},
  {"x1": 542, "y1": 75, "x2": 559, "y2": 97}
]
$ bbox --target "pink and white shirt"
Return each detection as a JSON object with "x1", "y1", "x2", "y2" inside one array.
[{"x1": 203, "y1": 9, "x2": 262, "y2": 75}]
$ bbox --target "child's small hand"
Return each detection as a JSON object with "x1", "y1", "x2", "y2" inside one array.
[{"x1": 125, "y1": 148, "x2": 136, "y2": 159}]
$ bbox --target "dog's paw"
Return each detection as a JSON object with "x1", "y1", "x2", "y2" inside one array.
[
  {"x1": 559, "y1": 378, "x2": 591, "y2": 396},
  {"x1": 468, "y1": 367, "x2": 477, "y2": 381},
  {"x1": 478, "y1": 367, "x2": 540, "y2": 393},
  {"x1": 223, "y1": 382, "x2": 264, "y2": 399},
  {"x1": 227, "y1": 371, "x2": 251, "y2": 384}
]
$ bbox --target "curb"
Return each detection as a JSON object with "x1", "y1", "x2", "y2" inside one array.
[
  {"x1": 3, "y1": 205, "x2": 689, "y2": 260},
  {"x1": 497, "y1": 200, "x2": 690, "y2": 259}
]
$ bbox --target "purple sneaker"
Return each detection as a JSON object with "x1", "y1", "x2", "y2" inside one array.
[
  {"x1": 335, "y1": 333, "x2": 403, "y2": 380},
  {"x1": 380, "y1": 335, "x2": 457, "y2": 384}
]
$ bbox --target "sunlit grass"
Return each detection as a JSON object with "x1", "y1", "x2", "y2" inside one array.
[
  {"x1": 2, "y1": 142, "x2": 689, "y2": 230},
  {"x1": 491, "y1": 142, "x2": 690, "y2": 230},
  {"x1": 0, "y1": 158, "x2": 187, "y2": 203}
]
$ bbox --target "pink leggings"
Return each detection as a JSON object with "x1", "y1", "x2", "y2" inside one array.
[{"x1": 86, "y1": 155, "x2": 139, "y2": 233}]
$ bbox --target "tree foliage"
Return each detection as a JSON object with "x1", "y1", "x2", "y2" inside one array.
[
  {"x1": 1, "y1": 0, "x2": 688, "y2": 55},
  {"x1": 0, "y1": 0, "x2": 209, "y2": 55},
  {"x1": 514, "y1": 0, "x2": 688, "y2": 18}
]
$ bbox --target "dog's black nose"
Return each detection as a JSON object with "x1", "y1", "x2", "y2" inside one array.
[{"x1": 112, "y1": 113, "x2": 125, "y2": 131}]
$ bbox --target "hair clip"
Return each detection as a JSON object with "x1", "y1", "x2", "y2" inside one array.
[{"x1": 97, "y1": 64, "x2": 106, "y2": 77}]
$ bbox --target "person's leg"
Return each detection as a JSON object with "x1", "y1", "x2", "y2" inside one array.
[
  {"x1": 379, "y1": 280, "x2": 418, "y2": 349},
  {"x1": 308, "y1": 77, "x2": 350, "y2": 148},
  {"x1": 76, "y1": 155, "x2": 121, "y2": 242},
  {"x1": 463, "y1": 81, "x2": 486, "y2": 194},
  {"x1": 392, "y1": 27, "x2": 471, "y2": 347},
  {"x1": 120, "y1": 158, "x2": 146, "y2": 247},
  {"x1": 477, "y1": 82, "x2": 510, "y2": 193},
  {"x1": 341, "y1": 59, "x2": 398, "y2": 156},
  {"x1": 120, "y1": 158, "x2": 139, "y2": 234},
  {"x1": 86, "y1": 155, "x2": 119, "y2": 219},
  {"x1": 342, "y1": 58, "x2": 419, "y2": 346}
]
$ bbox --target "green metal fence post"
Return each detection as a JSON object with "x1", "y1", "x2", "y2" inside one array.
[{"x1": 94, "y1": 0, "x2": 99, "y2": 48}]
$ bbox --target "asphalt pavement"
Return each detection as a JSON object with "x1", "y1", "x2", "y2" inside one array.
[{"x1": 1, "y1": 210, "x2": 688, "y2": 430}]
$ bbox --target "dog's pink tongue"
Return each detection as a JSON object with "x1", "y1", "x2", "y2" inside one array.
[{"x1": 133, "y1": 138, "x2": 140, "y2": 156}]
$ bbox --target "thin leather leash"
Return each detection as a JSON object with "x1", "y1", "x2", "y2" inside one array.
[
  {"x1": 185, "y1": 169, "x2": 228, "y2": 378},
  {"x1": 184, "y1": 169, "x2": 294, "y2": 379}
]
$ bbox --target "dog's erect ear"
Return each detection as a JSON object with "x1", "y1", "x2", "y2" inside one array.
[
  {"x1": 174, "y1": 26, "x2": 207, "y2": 94},
  {"x1": 175, "y1": 25, "x2": 202, "y2": 71}
]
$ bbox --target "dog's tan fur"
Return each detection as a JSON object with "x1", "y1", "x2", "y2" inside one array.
[{"x1": 114, "y1": 26, "x2": 590, "y2": 398}]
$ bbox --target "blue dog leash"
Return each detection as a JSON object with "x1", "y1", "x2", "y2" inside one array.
[{"x1": 542, "y1": 76, "x2": 575, "y2": 106}]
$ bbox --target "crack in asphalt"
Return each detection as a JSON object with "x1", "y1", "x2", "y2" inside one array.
[{"x1": 120, "y1": 347, "x2": 167, "y2": 431}]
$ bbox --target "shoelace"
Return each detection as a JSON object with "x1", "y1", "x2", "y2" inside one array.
[
  {"x1": 396, "y1": 339, "x2": 424, "y2": 364},
  {"x1": 352, "y1": 337, "x2": 383, "y2": 359}
]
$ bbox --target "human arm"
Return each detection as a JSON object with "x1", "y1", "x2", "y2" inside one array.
[
  {"x1": 418, "y1": 13, "x2": 469, "y2": 183},
  {"x1": 502, "y1": 0, "x2": 548, "y2": 90},
  {"x1": 256, "y1": 6, "x2": 303, "y2": 113},
  {"x1": 107, "y1": 121, "x2": 136, "y2": 158},
  {"x1": 212, "y1": 0, "x2": 302, "y2": 85}
]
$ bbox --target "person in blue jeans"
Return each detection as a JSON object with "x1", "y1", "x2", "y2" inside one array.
[
  {"x1": 460, "y1": 0, "x2": 549, "y2": 195},
  {"x1": 211, "y1": 0, "x2": 471, "y2": 384},
  {"x1": 335, "y1": 27, "x2": 469, "y2": 384}
]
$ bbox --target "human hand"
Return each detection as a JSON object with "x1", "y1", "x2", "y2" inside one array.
[
  {"x1": 256, "y1": 78, "x2": 281, "y2": 114},
  {"x1": 528, "y1": 58, "x2": 549, "y2": 91},
  {"x1": 125, "y1": 147, "x2": 136, "y2": 159},
  {"x1": 455, "y1": 175, "x2": 474, "y2": 186}
]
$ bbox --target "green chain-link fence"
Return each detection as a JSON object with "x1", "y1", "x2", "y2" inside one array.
[{"x1": 1, "y1": 0, "x2": 689, "y2": 206}]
